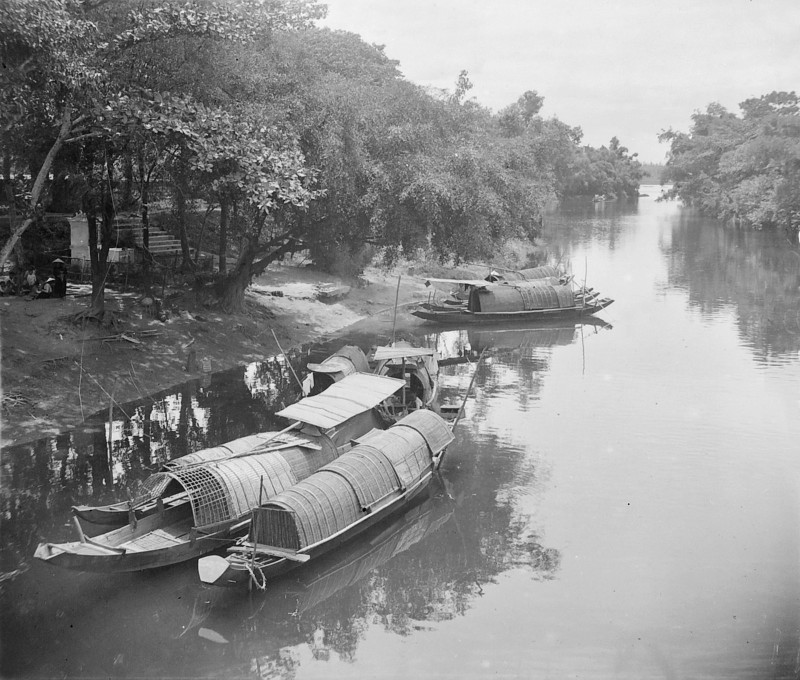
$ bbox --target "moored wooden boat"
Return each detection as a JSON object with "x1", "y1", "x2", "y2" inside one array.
[
  {"x1": 421, "y1": 265, "x2": 571, "y2": 306},
  {"x1": 196, "y1": 489, "x2": 453, "y2": 640},
  {"x1": 413, "y1": 280, "x2": 613, "y2": 324},
  {"x1": 34, "y1": 373, "x2": 406, "y2": 573},
  {"x1": 198, "y1": 409, "x2": 455, "y2": 587}
]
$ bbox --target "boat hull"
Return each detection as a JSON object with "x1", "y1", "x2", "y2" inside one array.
[
  {"x1": 33, "y1": 529, "x2": 235, "y2": 573},
  {"x1": 412, "y1": 298, "x2": 614, "y2": 324},
  {"x1": 199, "y1": 472, "x2": 435, "y2": 587}
]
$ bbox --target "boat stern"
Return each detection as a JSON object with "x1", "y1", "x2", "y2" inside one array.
[{"x1": 198, "y1": 554, "x2": 246, "y2": 587}]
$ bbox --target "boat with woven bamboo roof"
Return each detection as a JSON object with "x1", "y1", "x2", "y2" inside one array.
[
  {"x1": 421, "y1": 265, "x2": 571, "y2": 306},
  {"x1": 197, "y1": 489, "x2": 453, "y2": 640},
  {"x1": 33, "y1": 373, "x2": 406, "y2": 573},
  {"x1": 197, "y1": 409, "x2": 455, "y2": 588},
  {"x1": 413, "y1": 279, "x2": 613, "y2": 324}
]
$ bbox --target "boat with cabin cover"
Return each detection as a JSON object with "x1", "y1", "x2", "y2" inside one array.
[
  {"x1": 194, "y1": 490, "x2": 454, "y2": 642},
  {"x1": 413, "y1": 279, "x2": 613, "y2": 324},
  {"x1": 197, "y1": 408, "x2": 455, "y2": 587},
  {"x1": 33, "y1": 373, "x2": 406, "y2": 573},
  {"x1": 422, "y1": 265, "x2": 571, "y2": 306}
]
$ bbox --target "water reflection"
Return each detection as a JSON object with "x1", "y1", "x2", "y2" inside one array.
[
  {"x1": 665, "y1": 210, "x2": 800, "y2": 360},
  {"x1": 4, "y1": 192, "x2": 800, "y2": 678},
  {"x1": 1, "y1": 321, "x2": 575, "y2": 678}
]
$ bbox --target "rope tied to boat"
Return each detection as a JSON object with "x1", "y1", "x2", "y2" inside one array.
[{"x1": 246, "y1": 561, "x2": 268, "y2": 591}]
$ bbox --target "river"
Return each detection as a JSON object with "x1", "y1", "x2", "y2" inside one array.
[{"x1": 2, "y1": 186, "x2": 799, "y2": 679}]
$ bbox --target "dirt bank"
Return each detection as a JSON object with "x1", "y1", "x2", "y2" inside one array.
[{"x1": 0, "y1": 264, "x2": 433, "y2": 449}]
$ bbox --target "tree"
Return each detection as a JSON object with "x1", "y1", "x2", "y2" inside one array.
[
  {"x1": 0, "y1": 0, "x2": 100, "y2": 268},
  {"x1": 1, "y1": 0, "x2": 327, "y2": 316},
  {"x1": 661, "y1": 91, "x2": 800, "y2": 234}
]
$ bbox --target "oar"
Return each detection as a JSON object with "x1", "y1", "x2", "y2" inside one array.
[
  {"x1": 436, "y1": 348, "x2": 487, "y2": 470},
  {"x1": 450, "y1": 348, "x2": 487, "y2": 433},
  {"x1": 271, "y1": 329, "x2": 303, "y2": 390},
  {"x1": 390, "y1": 273, "x2": 401, "y2": 345},
  {"x1": 229, "y1": 420, "x2": 302, "y2": 459}
]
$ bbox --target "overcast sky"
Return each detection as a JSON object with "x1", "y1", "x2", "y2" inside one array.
[{"x1": 320, "y1": 0, "x2": 800, "y2": 163}]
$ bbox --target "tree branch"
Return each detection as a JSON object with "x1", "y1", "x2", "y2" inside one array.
[{"x1": 0, "y1": 101, "x2": 74, "y2": 268}]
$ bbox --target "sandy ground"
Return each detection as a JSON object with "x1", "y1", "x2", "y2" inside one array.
[{"x1": 0, "y1": 263, "x2": 433, "y2": 449}]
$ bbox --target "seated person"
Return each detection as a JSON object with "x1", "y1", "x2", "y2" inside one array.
[
  {"x1": 22, "y1": 267, "x2": 38, "y2": 293},
  {"x1": 35, "y1": 277, "x2": 54, "y2": 299},
  {"x1": 0, "y1": 275, "x2": 14, "y2": 296}
]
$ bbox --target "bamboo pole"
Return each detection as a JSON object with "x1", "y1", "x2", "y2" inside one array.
[
  {"x1": 391, "y1": 274, "x2": 401, "y2": 345},
  {"x1": 271, "y1": 329, "x2": 303, "y2": 389}
]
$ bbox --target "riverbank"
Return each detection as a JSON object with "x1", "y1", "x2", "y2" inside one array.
[{"x1": 0, "y1": 263, "x2": 433, "y2": 449}]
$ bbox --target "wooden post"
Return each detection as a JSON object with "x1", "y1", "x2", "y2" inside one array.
[
  {"x1": 73, "y1": 515, "x2": 87, "y2": 543},
  {"x1": 391, "y1": 274, "x2": 401, "y2": 345}
]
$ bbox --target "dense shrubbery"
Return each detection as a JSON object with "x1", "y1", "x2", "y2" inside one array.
[
  {"x1": 660, "y1": 92, "x2": 800, "y2": 234},
  {"x1": 563, "y1": 137, "x2": 644, "y2": 198}
]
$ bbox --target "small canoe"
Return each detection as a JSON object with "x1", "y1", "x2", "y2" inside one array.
[
  {"x1": 34, "y1": 373, "x2": 407, "y2": 573},
  {"x1": 198, "y1": 409, "x2": 455, "y2": 587}
]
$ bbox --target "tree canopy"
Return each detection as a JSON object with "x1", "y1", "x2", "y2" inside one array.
[
  {"x1": 1, "y1": 0, "x2": 648, "y2": 314},
  {"x1": 660, "y1": 91, "x2": 800, "y2": 234}
]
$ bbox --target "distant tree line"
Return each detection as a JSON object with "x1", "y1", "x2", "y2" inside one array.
[
  {"x1": 1, "y1": 0, "x2": 642, "y2": 315},
  {"x1": 660, "y1": 91, "x2": 800, "y2": 235},
  {"x1": 563, "y1": 137, "x2": 643, "y2": 198}
]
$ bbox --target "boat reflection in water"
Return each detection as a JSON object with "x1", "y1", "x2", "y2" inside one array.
[
  {"x1": 199, "y1": 484, "x2": 455, "y2": 646},
  {"x1": 431, "y1": 318, "x2": 612, "y2": 370}
]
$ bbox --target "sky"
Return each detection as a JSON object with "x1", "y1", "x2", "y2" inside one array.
[{"x1": 320, "y1": 0, "x2": 800, "y2": 163}]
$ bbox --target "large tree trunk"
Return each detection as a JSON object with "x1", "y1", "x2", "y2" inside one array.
[
  {"x1": 2, "y1": 152, "x2": 23, "y2": 271},
  {"x1": 136, "y1": 150, "x2": 151, "y2": 253},
  {"x1": 218, "y1": 197, "x2": 229, "y2": 274},
  {"x1": 219, "y1": 235, "x2": 259, "y2": 313},
  {"x1": 82, "y1": 154, "x2": 114, "y2": 319},
  {"x1": 0, "y1": 103, "x2": 73, "y2": 268},
  {"x1": 172, "y1": 156, "x2": 194, "y2": 272}
]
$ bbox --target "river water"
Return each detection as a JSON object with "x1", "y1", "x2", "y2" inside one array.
[{"x1": 2, "y1": 187, "x2": 799, "y2": 679}]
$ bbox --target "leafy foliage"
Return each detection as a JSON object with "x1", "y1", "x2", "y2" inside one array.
[
  {"x1": 564, "y1": 136, "x2": 643, "y2": 198},
  {"x1": 660, "y1": 92, "x2": 800, "y2": 233},
  {"x1": 2, "y1": 0, "x2": 643, "y2": 311}
]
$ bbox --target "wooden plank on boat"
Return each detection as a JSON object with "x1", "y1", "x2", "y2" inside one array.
[
  {"x1": 229, "y1": 543, "x2": 310, "y2": 562},
  {"x1": 372, "y1": 346, "x2": 436, "y2": 361},
  {"x1": 276, "y1": 373, "x2": 404, "y2": 429}
]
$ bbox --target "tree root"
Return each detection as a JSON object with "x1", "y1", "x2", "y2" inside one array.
[{"x1": 72, "y1": 308, "x2": 122, "y2": 330}]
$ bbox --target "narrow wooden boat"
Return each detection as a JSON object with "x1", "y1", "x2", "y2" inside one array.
[
  {"x1": 34, "y1": 373, "x2": 407, "y2": 573},
  {"x1": 413, "y1": 280, "x2": 613, "y2": 324},
  {"x1": 421, "y1": 265, "x2": 571, "y2": 306},
  {"x1": 370, "y1": 341, "x2": 439, "y2": 419},
  {"x1": 197, "y1": 409, "x2": 455, "y2": 587},
  {"x1": 196, "y1": 489, "x2": 453, "y2": 641}
]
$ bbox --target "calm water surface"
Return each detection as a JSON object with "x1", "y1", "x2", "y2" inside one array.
[{"x1": 2, "y1": 188, "x2": 799, "y2": 679}]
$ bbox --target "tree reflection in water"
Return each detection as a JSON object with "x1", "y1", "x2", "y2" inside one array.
[{"x1": 1, "y1": 330, "x2": 567, "y2": 678}]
